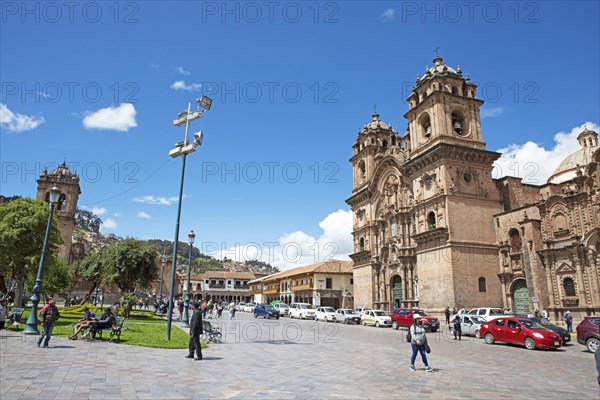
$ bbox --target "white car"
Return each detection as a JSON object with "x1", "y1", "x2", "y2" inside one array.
[
  {"x1": 361, "y1": 310, "x2": 392, "y2": 327},
  {"x1": 335, "y1": 308, "x2": 361, "y2": 324},
  {"x1": 244, "y1": 303, "x2": 256, "y2": 313},
  {"x1": 315, "y1": 307, "x2": 337, "y2": 322},
  {"x1": 289, "y1": 303, "x2": 316, "y2": 319},
  {"x1": 355, "y1": 307, "x2": 367, "y2": 316},
  {"x1": 274, "y1": 303, "x2": 289, "y2": 316},
  {"x1": 451, "y1": 314, "x2": 486, "y2": 338},
  {"x1": 467, "y1": 307, "x2": 505, "y2": 322}
]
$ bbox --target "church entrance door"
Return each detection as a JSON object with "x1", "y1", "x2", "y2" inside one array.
[
  {"x1": 512, "y1": 279, "x2": 529, "y2": 314},
  {"x1": 392, "y1": 275, "x2": 402, "y2": 308}
]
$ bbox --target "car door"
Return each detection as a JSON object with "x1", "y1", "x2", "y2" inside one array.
[
  {"x1": 461, "y1": 316, "x2": 474, "y2": 336},
  {"x1": 504, "y1": 319, "x2": 521, "y2": 344}
]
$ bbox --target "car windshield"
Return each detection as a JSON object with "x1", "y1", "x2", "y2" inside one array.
[
  {"x1": 518, "y1": 319, "x2": 543, "y2": 329},
  {"x1": 471, "y1": 316, "x2": 486, "y2": 324},
  {"x1": 323, "y1": 307, "x2": 335, "y2": 312},
  {"x1": 374, "y1": 311, "x2": 387, "y2": 316},
  {"x1": 300, "y1": 304, "x2": 313, "y2": 309},
  {"x1": 490, "y1": 309, "x2": 504, "y2": 316},
  {"x1": 340, "y1": 309, "x2": 353, "y2": 314},
  {"x1": 278, "y1": 304, "x2": 289, "y2": 309},
  {"x1": 265, "y1": 306, "x2": 275, "y2": 311},
  {"x1": 414, "y1": 310, "x2": 429, "y2": 316}
]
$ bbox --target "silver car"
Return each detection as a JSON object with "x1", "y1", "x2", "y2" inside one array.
[
  {"x1": 451, "y1": 314, "x2": 486, "y2": 338},
  {"x1": 335, "y1": 308, "x2": 361, "y2": 324},
  {"x1": 274, "y1": 303, "x2": 289, "y2": 316}
]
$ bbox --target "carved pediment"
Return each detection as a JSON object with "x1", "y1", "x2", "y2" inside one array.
[{"x1": 555, "y1": 262, "x2": 576, "y2": 274}]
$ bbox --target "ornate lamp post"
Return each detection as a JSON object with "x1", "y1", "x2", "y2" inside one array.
[
  {"x1": 24, "y1": 186, "x2": 61, "y2": 335},
  {"x1": 166, "y1": 96, "x2": 211, "y2": 340},
  {"x1": 181, "y1": 230, "x2": 195, "y2": 327}
]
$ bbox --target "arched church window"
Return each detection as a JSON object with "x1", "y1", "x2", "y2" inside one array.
[
  {"x1": 478, "y1": 277, "x2": 487, "y2": 292},
  {"x1": 427, "y1": 212, "x2": 436, "y2": 230},
  {"x1": 553, "y1": 213, "x2": 568, "y2": 232},
  {"x1": 391, "y1": 218, "x2": 397, "y2": 237},
  {"x1": 509, "y1": 229, "x2": 522, "y2": 252},
  {"x1": 358, "y1": 160, "x2": 366, "y2": 180},
  {"x1": 451, "y1": 86, "x2": 458, "y2": 95},
  {"x1": 451, "y1": 111, "x2": 466, "y2": 136},
  {"x1": 57, "y1": 194, "x2": 67, "y2": 211},
  {"x1": 359, "y1": 237, "x2": 365, "y2": 251},
  {"x1": 420, "y1": 113, "x2": 431, "y2": 139},
  {"x1": 563, "y1": 278, "x2": 576, "y2": 296},
  {"x1": 382, "y1": 140, "x2": 388, "y2": 148}
]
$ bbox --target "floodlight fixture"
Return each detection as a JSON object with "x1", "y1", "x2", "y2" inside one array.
[{"x1": 197, "y1": 95, "x2": 212, "y2": 111}]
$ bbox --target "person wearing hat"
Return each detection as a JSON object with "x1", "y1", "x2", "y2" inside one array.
[
  {"x1": 69, "y1": 307, "x2": 96, "y2": 340},
  {"x1": 37, "y1": 298, "x2": 60, "y2": 348},
  {"x1": 0, "y1": 297, "x2": 8, "y2": 330},
  {"x1": 84, "y1": 307, "x2": 115, "y2": 339},
  {"x1": 409, "y1": 313, "x2": 433, "y2": 372},
  {"x1": 564, "y1": 311, "x2": 573, "y2": 333}
]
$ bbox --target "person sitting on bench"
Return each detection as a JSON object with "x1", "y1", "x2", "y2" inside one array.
[
  {"x1": 69, "y1": 307, "x2": 96, "y2": 339},
  {"x1": 83, "y1": 307, "x2": 115, "y2": 339}
]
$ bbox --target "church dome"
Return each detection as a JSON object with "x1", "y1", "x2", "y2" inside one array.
[
  {"x1": 362, "y1": 113, "x2": 391, "y2": 133},
  {"x1": 419, "y1": 56, "x2": 461, "y2": 82},
  {"x1": 49, "y1": 161, "x2": 76, "y2": 178},
  {"x1": 547, "y1": 128, "x2": 599, "y2": 184}
]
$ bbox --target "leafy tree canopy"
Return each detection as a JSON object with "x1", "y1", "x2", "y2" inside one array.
[{"x1": 75, "y1": 208, "x2": 103, "y2": 233}]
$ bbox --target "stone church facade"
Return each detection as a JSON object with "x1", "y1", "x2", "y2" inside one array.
[{"x1": 346, "y1": 55, "x2": 600, "y2": 320}]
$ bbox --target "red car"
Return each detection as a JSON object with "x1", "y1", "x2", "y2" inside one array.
[
  {"x1": 480, "y1": 317, "x2": 562, "y2": 350},
  {"x1": 576, "y1": 316, "x2": 600, "y2": 353},
  {"x1": 390, "y1": 308, "x2": 439, "y2": 332}
]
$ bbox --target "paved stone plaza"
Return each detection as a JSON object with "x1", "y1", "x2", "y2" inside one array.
[{"x1": 1, "y1": 313, "x2": 598, "y2": 399}]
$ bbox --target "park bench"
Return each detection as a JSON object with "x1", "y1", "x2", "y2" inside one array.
[
  {"x1": 96, "y1": 317, "x2": 125, "y2": 343},
  {"x1": 8, "y1": 308, "x2": 25, "y2": 327},
  {"x1": 202, "y1": 320, "x2": 222, "y2": 343}
]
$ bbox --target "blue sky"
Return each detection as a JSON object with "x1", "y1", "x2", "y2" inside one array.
[{"x1": 1, "y1": 1, "x2": 599, "y2": 269}]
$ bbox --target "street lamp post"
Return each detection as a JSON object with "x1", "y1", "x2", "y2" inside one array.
[
  {"x1": 166, "y1": 96, "x2": 211, "y2": 340},
  {"x1": 24, "y1": 186, "x2": 61, "y2": 335},
  {"x1": 181, "y1": 230, "x2": 195, "y2": 327}
]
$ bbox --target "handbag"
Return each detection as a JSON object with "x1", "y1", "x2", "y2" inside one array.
[
  {"x1": 406, "y1": 331, "x2": 411, "y2": 342},
  {"x1": 425, "y1": 341, "x2": 431, "y2": 354}
]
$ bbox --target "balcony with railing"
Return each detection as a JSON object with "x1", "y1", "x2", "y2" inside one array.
[
  {"x1": 292, "y1": 283, "x2": 313, "y2": 292},
  {"x1": 264, "y1": 287, "x2": 280, "y2": 295}
]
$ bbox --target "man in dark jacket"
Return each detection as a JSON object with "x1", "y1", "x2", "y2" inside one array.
[
  {"x1": 85, "y1": 307, "x2": 115, "y2": 339},
  {"x1": 186, "y1": 302, "x2": 203, "y2": 360}
]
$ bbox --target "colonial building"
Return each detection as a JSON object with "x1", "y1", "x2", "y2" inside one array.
[
  {"x1": 36, "y1": 162, "x2": 81, "y2": 264},
  {"x1": 346, "y1": 55, "x2": 600, "y2": 319},
  {"x1": 248, "y1": 260, "x2": 354, "y2": 309},
  {"x1": 178, "y1": 271, "x2": 259, "y2": 303}
]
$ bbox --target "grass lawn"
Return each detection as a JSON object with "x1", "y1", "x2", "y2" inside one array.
[{"x1": 11, "y1": 306, "x2": 206, "y2": 349}]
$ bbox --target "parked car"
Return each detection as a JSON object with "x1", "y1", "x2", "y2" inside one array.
[
  {"x1": 361, "y1": 310, "x2": 392, "y2": 327},
  {"x1": 244, "y1": 303, "x2": 256, "y2": 313},
  {"x1": 480, "y1": 317, "x2": 562, "y2": 350},
  {"x1": 254, "y1": 304, "x2": 280, "y2": 319},
  {"x1": 315, "y1": 307, "x2": 337, "y2": 322},
  {"x1": 450, "y1": 314, "x2": 486, "y2": 338},
  {"x1": 390, "y1": 308, "x2": 439, "y2": 332},
  {"x1": 354, "y1": 307, "x2": 367, "y2": 316},
  {"x1": 515, "y1": 315, "x2": 570, "y2": 345},
  {"x1": 467, "y1": 307, "x2": 505, "y2": 322},
  {"x1": 576, "y1": 316, "x2": 600, "y2": 353},
  {"x1": 289, "y1": 303, "x2": 316, "y2": 319},
  {"x1": 236, "y1": 302, "x2": 246, "y2": 311},
  {"x1": 335, "y1": 308, "x2": 361, "y2": 324},
  {"x1": 274, "y1": 303, "x2": 290, "y2": 316}
]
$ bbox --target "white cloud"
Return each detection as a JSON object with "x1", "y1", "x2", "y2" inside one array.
[
  {"x1": 494, "y1": 122, "x2": 599, "y2": 184},
  {"x1": 176, "y1": 66, "x2": 191, "y2": 76},
  {"x1": 103, "y1": 218, "x2": 117, "y2": 229},
  {"x1": 214, "y1": 209, "x2": 353, "y2": 271},
  {"x1": 82, "y1": 103, "x2": 137, "y2": 132},
  {"x1": 380, "y1": 8, "x2": 395, "y2": 22},
  {"x1": 137, "y1": 211, "x2": 152, "y2": 219},
  {"x1": 170, "y1": 80, "x2": 202, "y2": 91},
  {"x1": 113, "y1": 212, "x2": 122, "y2": 217},
  {"x1": 481, "y1": 106, "x2": 506, "y2": 119},
  {"x1": 132, "y1": 195, "x2": 179, "y2": 206},
  {"x1": 0, "y1": 103, "x2": 45, "y2": 132},
  {"x1": 91, "y1": 207, "x2": 107, "y2": 216}
]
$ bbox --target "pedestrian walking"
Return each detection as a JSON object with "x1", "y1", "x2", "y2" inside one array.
[
  {"x1": 37, "y1": 298, "x2": 60, "y2": 348},
  {"x1": 185, "y1": 302, "x2": 203, "y2": 360},
  {"x1": 452, "y1": 314, "x2": 462, "y2": 341},
  {"x1": 408, "y1": 314, "x2": 433, "y2": 372},
  {"x1": 444, "y1": 306, "x2": 450, "y2": 325},
  {"x1": 178, "y1": 300, "x2": 184, "y2": 321},
  {"x1": 229, "y1": 302, "x2": 236, "y2": 319},
  {"x1": 0, "y1": 297, "x2": 8, "y2": 330},
  {"x1": 564, "y1": 311, "x2": 573, "y2": 333},
  {"x1": 452, "y1": 307, "x2": 457, "y2": 316}
]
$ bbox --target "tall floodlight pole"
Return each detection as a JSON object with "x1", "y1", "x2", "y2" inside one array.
[
  {"x1": 165, "y1": 96, "x2": 212, "y2": 340},
  {"x1": 24, "y1": 186, "x2": 61, "y2": 334},
  {"x1": 181, "y1": 230, "x2": 195, "y2": 327}
]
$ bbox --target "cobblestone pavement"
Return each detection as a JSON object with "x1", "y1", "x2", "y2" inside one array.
[{"x1": 1, "y1": 312, "x2": 599, "y2": 399}]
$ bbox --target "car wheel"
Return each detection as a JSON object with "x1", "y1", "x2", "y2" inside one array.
[
  {"x1": 290, "y1": 314, "x2": 293, "y2": 319},
  {"x1": 524, "y1": 337, "x2": 536, "y2": 350},
  {"x1": 392, "y1": 321, "x2": 398, "y2": 330},
  {"x1": 586, "y1": 337, "x2": 600, "y2": 353},
  {"x1": 276, "y1": 316, "x2": 279, "y2": 319},
  {"x1": 254, "y1": 313, "x2": 257, "y2": 318},
  {"x1": 475, "y1": 330, "x2": 481, "y2": 339},
  {"x1": 375, "y1": 321, "x2": 380, "y2": 328},
  {"x1": 484, "y1": 333, "x2": 495, "y2": 344},
  {"x1": 430, "y1": 329, "x2": 437, "y2": 333},
  {"x1": 362, "y1": 320, "x2": 366, "y2": 326},
  {"x1": 344, "y1": 318, "x2": 348, "y2": 325},
  {"x1": 300, "y1": 314, "x2": 304, "y2": 320}
]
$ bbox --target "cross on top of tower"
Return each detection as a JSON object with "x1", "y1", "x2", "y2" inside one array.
[{"x1": 434, "y1": 46, "x2": 440, "y2": 57}]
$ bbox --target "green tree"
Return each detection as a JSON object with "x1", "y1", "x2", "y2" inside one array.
[
  {"x1": 27, "y1": 258, "x2": 74, "y2": 301},
  {"x1": 103, "y1": 238, "x2": 158, "y2": 293},
  {"x1": 75, "y1": 208, "x2": 103, "y2": 233},
  {"x1": 0, "y1": 198, "x2": 63, "y2": 306},
  {"x1": 72, "y1": 250, "x2": 107, "y2": 304}
]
